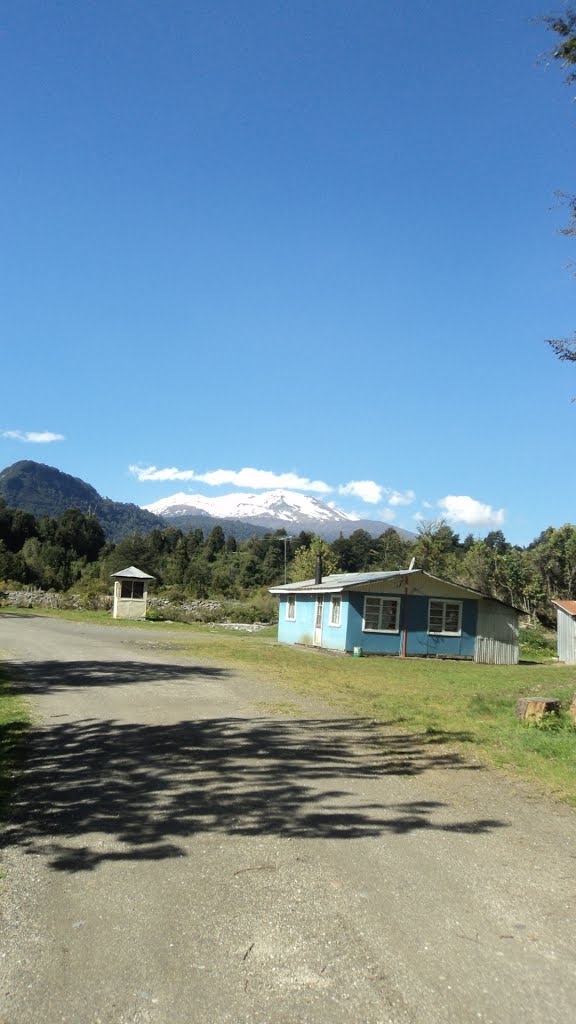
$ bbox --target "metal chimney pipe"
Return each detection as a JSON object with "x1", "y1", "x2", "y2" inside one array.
[{"x1": 315, "y1": 553, "x2": 323, "y2": 585}]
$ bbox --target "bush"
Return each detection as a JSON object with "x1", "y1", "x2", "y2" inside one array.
[{"x1": 520, "y1": 623, "x2": 557, "y2": 657}]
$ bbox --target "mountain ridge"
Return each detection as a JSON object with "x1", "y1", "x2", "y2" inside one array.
[
  {"x1": 0, "y1": 461, "x2": 162, "y2": 541},
  {"x1": 0, "y1": 462, "x2": 414, "y2": 542},
  {"x1": 144, "y1": 488, "x2": 414, "y2": 541}
]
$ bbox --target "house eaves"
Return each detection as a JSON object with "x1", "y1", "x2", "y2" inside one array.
[
  {"x1": 269, "y1": 569, "x2": 420, "y2": 596},
  {"x1": 270, "y1": 568, "x2": 521, "y2": 612}
]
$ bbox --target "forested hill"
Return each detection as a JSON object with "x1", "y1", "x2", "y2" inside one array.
[
  {"x1": 0, "y1": 461, "x2": 272, "y2": 543},
  {"x1": 0, "y1": 461, "x2": 161, "y2": 541}
]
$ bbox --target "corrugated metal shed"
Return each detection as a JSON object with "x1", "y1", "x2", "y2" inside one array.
[
  {"x1": 474, "y1": 601, "x2": 519, "y2": 664},
  {"x1": 551, "y1": 599, "x2": 576, "y2": 663}
]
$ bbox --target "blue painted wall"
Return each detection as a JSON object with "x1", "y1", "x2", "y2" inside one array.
[
  {"x1": 278, "y1": 591, "x2": 478, "y2": 658},
  {"x1": 277, "y1": 594, "x2": 349, "y2": 651},
  {"x1": 346, "y1": 592, "x2": 403, "y2": 655}
]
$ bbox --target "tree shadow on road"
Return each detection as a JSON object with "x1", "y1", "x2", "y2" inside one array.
[
  {"x1": 1, "y1": 708, "x2": 507, "y2": 872},
  {"x1": 9, "y1": 658, "x2": 229, "y2": 692}
]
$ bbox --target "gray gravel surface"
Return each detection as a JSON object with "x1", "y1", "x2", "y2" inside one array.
[{"x1": 1, "y1": 614, "x2": 575, "y2": 1024}]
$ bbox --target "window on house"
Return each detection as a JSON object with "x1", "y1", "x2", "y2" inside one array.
[
  {"x1": 120, "y1": 580, "x2": 145, "y2": 599},
  {"x1": 363, "y1": 595, "x2": 400, "y2": 633},
  {"x1": 428, "y1": 600, "x2": 462, "y2": 636},
  {"x1": 330, "y1": 596, "x2": 341, "y2": 627},
  {"x1": 286, "y1": 594, "x2": 296, "y2": 621}
]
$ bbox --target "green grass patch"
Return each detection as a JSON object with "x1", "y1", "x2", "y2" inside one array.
[
  {"x1": 167, "y1": 636, "x2": 576, "y2": 804},
  {"x1": 0, "y1": 659, "x2": 31, "y2": 822},
  {"x1": 4, "y1": 607, "x2": 576, "y2": 804}
]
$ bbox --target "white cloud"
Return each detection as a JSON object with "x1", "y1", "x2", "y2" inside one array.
[
  {"x1": 129, "y1": 464, "x2": 332, "y2": 493},
  {"x1": 437, "y1": 495, "x2": 505, "y2": 529},
  {"x1": 380, "y1": 507, "x2": 397, "y2": 521},
  {"x1": 129, "y1": 465, "x2": 196, "y2": 482},
  {"x1": 338, "y1": 480, "x2": 382, "y2": 504},
  {"x1": 385, "y1": 488, "x2": 416, "y2": 507},
  {"x1": 2, "y1": 430, "x2": 65, "y2": 443}
]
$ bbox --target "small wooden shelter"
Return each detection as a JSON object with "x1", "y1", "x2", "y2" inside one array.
[
  {"x1": 551, "y1": 599, "x2": 576, "y2": 663},
  {"x1": 111, "y1": 565, "x2": 154, "y2": 620}
]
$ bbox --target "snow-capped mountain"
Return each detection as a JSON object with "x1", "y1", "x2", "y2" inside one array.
[
  {"x1": 143, "y1": 489, "x2": 359, "y2": 524},
  {"x1": 142, "y1": 489, "x2": 414, "y2": 540}
]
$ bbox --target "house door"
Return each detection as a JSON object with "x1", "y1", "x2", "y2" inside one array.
[{"x1": 313, "y1": 596, "x2": 324, "y2": 646}]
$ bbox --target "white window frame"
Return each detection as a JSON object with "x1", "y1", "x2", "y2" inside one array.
[
  {"x1": 286, "y1": 594, "x2": 296, "y2": 621},
  {"x1": 329, "y1": 595, "x2": 342, "y2": 627},
  {"x1": 428, "y1": 599, "x2": 462, "y2": 636},
  {"x1": 362, "y1": 595, "x2": 400, "y2": 634}
]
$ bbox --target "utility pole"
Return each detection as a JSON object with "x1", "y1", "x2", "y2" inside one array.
[{"x1": 281, "y1": 536, "x2": 294, "y2": 585}]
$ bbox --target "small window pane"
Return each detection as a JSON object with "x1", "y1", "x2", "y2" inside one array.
[
  {"x1": 428, "y1": 601, "x2": 444, "y2": 633},
  {"x1": 363, "y1": 596, "x2": 399, "y2": 633},
  {"x1": 381, "y1": 600, "x2": 398, "y2": 630},
  {"x1": 330, "y1": 596, "x2": 341, "y2": 626},
  {"x1": 364, "y1": 597, "x2": 381, "y2": 631},
  {"x1": 444, "y1": 603, "x2": 460, "y2": 632},
  {"x1": 428, "y1": 599, "x2": 462, "y2": 635}
]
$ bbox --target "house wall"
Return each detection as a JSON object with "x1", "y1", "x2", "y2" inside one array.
[
  {"x1": 277, "y1": 595, "x2": 349, "y2": 651},
  {"x1": 276, "y1": 576, "x2": 518, "y2": 663},
  {"x1": 345, "y1": 592, "x2": 477, "y2": 658},
  {"x1": 557, "y1": 608, "x2": 576, "y2": 663}
]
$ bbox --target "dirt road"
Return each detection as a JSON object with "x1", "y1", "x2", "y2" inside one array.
[{"x1": 1, "y1": 614, "x2": 575, "y2": 1024}]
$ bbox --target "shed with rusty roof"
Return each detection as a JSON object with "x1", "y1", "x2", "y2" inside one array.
[
  {"x1": 551, "y1": 599, "x2": 576, "y2": 663},
  {"x1": 270, "y1": 568, "x2": 520, "y2": 664}
]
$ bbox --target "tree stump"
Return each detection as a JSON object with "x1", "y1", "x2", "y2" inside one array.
[{"x1": 515, "y1": 698, "x2": 561, "y2": 723}]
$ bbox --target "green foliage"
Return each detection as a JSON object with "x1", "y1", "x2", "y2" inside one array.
[
  {"x1": 2, "y1": 490, "x2": 576, "y2": 634},
  {"x1": 519, "y1": 623, "x2": 557, "y2": 661},
  {"x1": 0, "y1": 461, "x2": 161, "y2": 541},
  {"x1": 543, "y1": 7, "x2": 576, "y2": 81},
  {"x1": 290, "y1": 536, "x2": 340, "y2": 581},
  {"x1": 540, "y1": 8, "x2": 576, "y2": 361}
]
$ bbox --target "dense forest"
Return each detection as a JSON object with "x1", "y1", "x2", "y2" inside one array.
[{"x1": 1, "y1": 496, "x2": 575, "y2": 626}]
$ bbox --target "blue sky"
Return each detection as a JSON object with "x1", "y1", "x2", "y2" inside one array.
[{"x1": 1, "y1": 0, "x2": 574, "y2": 545}]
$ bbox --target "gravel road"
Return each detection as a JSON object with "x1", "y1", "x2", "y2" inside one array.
[{"x1": 1, "y1": 613, "x2": 575, "y2": 1024}]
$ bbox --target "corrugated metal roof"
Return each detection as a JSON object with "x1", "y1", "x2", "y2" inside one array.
[
  {"x1": 269, "y1": 569, "x2": 420, "y2": 594},
  {"x1": 110, "y1": 565, "x2": 155, "y2": 579},
  {"x1": 551, "y1": 599, "x2": 576, "y2": 616},
  {"x1": 270, "y1": 569, "x2": 521, "y2": 610}
]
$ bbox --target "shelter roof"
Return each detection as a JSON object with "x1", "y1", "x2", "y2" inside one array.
[{"x1": 110, "y1": 565, "x2": 155, "y2": 580}]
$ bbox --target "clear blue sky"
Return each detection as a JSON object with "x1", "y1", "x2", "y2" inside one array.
[{"x1": 1, "y1": 0, "x2": 574, "y2": 545}]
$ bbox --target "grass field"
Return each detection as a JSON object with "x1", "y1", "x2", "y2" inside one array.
[
  {"x1": 2, "y1": 606, "x2": 576, "y2": 805},
  {"x1": 0, "y1": 659, "x2": 31, "y2": 824}
]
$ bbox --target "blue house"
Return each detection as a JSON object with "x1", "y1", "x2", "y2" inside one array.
[{"x1": 270, "y1": 568, "x2": 519, "y2": 664}]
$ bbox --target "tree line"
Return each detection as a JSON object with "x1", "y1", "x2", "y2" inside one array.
[{"x1": 1, "y1": 496, "x2": 575, "y2": 624}]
